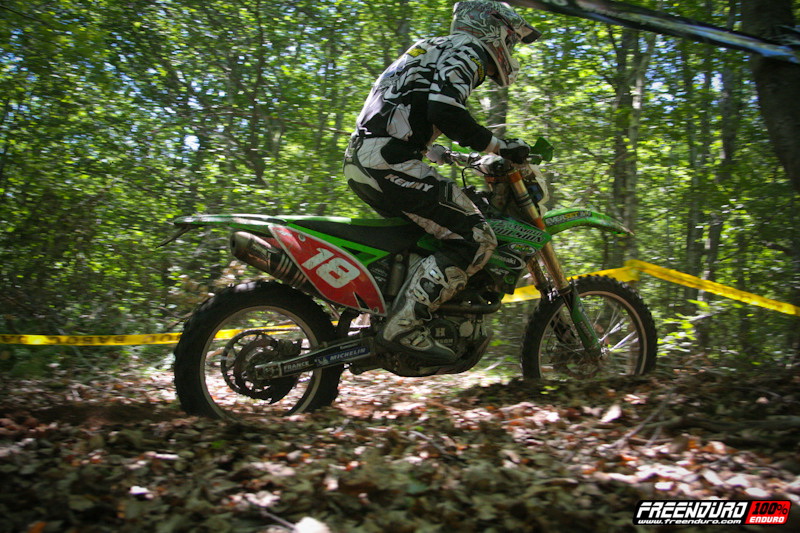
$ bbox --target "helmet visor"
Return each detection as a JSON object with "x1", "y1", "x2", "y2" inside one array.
[{"x1": 520, "y1": 24, "x2": 542, "y2": 43}]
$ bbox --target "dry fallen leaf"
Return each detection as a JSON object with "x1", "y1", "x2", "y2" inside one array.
[{"x1": 1, "y1": 366, "x2": 798, "y2": 532}]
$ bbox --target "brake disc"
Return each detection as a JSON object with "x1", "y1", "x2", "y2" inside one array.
[{"x1": 220, "y1": 329, "x2": 302, "y2": 402}]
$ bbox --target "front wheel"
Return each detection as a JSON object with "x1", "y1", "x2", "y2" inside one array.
[
  {"x1": 174, "y1": 281, "x2": 342, "y2": 419},
  {"x1": 521, "y1": 276, "x2": 657, "y2": 380}
]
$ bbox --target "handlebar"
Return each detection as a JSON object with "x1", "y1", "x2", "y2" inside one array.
[
  {"x1": 433, "y1": 140, "x2": 552, "y2": 219},
  {"x1": 438, "y1": 149, "x2": 538, "y2": 182},
  {"x1": 442, "y1": 149, "x2": 480, "y2": 166},
  {"x1": 433, "y1": 136, "x2": 553, "y2": 171},
  {"x1": 442, "y1": 149, "x2": 545, "y2": 168}
]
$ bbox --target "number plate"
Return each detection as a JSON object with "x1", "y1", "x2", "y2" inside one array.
[{"x1": 270, "y1": 225, "x2": 386, "y2": 315}]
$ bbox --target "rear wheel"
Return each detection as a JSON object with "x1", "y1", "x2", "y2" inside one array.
[
  {"x1": 521, "y1": 276, "x2": 657, "y2": 380},
  {"x1": 174, "y1": 281, "x2": 341, "y2": 419}
]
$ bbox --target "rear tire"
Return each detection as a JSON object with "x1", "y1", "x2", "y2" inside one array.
[
  {"x1": 174, "y1": 281, "x2": 341, "y2": 419},
  {"x1": 521, "y1": 276, "x2": 657, "y2": 380}
]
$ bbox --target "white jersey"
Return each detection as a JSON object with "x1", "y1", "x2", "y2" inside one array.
[{"x1": 354, "y1": 33, "x2": 495, "y2": 163}]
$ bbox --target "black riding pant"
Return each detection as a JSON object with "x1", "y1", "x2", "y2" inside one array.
[{"x1": 344, "y1": 137, "x2": 496, "y2": 276}]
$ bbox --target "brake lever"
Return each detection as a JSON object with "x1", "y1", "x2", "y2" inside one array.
[{"x1": 442, "y1": 149, "x2": 481, "y2": 167}]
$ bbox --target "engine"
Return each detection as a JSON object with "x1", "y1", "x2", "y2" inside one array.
[
  {"x1": 375, "y1": 311, "x2": 491, "y2": 377},
  {"x1": 428, "y1": 314, "x2": 483, "y2": 353}
]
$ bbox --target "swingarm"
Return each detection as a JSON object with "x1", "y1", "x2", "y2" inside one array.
[{"x1": 252, "y1": 335, "x2": 374, "y2": 379}]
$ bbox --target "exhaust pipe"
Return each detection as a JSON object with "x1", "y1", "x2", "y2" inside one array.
[{"x1": 230, "y1": 231, "x2": 315, "y2": 293}]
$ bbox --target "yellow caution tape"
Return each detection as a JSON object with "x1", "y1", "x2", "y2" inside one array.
[
  {"x1": 3, "y1": 260, "x2": 796, "y2": 346},
  {"x1": 0, "y1": 327, "x2": 296, "y2": 346},
  {"x1": 0, "y1": 332, "x2": 183, "y2": 346},
  {"x1": 503, "y1": 260, "x2": 798, "y2": 316},
  {"x1": 501, "y1": 285, "x2": 542, "y2": 303},
  {"x1": 625, "y1": 260, "x2": 800, "y2": 317},
  {"x1": 501, "y1": 265, "x2": 639, "y2": 303}
]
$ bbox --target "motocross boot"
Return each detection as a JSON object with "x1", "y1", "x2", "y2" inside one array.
[{"x1": 378, "y1": 254, "x2": 467, "y2": 364}]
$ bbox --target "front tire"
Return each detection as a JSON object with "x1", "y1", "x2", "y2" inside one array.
[
  {"x1": 521, "y1": 276, "x2": 657, "y2": 380},
  {"x1": 174, "y1": 281, "x2": 341, "y2": 419}
]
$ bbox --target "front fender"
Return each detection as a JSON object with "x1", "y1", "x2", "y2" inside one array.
[{"x1": 543, "y1": 208, "x2": 633, "y2": 236}]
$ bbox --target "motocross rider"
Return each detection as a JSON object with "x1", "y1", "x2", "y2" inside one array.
[{"x1": 343, "y1": 1, "x2": 541, "y2": 363}]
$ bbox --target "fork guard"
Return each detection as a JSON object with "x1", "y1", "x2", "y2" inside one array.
[{"x1": 543, "y1": 208, "x2": 633, "y2": 236}]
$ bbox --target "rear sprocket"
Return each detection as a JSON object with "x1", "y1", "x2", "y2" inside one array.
[{"x1": 220, "y1": 329, "x2": 302, "y2": 403}]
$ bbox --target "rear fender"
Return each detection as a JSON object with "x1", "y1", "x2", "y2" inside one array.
[
  {"x1": 162, "y1": 214, "x2": 387, "y2": 315},
  {"x1": 161, "y1": 213, "x2": 407, "y2": 246},
  {"x1": 543, "y1": 208, "x2": 633, "y2": 236},
  {"x1": 159, "y1": 214, "x2": 285, "y2": 245}
]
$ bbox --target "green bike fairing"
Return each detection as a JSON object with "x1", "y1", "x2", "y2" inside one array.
[
  {"x1": 169, "y1": 213, "x2": 416, "y2": 265},
  {"x1": 168, "y1": 207, "x2": 630, "y2": 269}
]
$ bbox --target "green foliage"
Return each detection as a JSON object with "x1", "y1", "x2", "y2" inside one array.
[{"x1": 0, "y1": 0, "x2": 797, "y2": 372}]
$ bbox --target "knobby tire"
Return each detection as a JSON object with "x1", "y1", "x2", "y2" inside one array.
[
  {"x1": 174, "y1": 281, "x2": 341, "y2": 419},
  {"x1": 521, "y1": 276, "x2": 657, "y2": 380}
]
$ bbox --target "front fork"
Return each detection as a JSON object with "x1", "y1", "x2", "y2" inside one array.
[{"x1": 508, "y1": 171, "x2": 603, "y2": 357}]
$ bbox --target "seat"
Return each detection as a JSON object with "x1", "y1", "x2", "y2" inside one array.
[{"x1": 290, "y1": 217, "x2": 426, "y2": 254}]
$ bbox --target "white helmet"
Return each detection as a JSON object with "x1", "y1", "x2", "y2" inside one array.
[{"x1": 451, "y1": 1, "x2": 540, "y2": 87}]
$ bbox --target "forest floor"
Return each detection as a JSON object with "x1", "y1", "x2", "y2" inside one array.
[{"x1": 1, "y1": 356, "x2": 799, "y2": 533}]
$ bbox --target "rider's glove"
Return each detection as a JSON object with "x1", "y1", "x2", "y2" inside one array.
[
  {"x1": 487, "y1": 137, "x2": 531, "y2": 164},
  {"x1": 426, "y1": 144, "x2": 451, "y2": 165},
  {"x1": 475, "y1": 154, "x2": 512, "y2": 176}
]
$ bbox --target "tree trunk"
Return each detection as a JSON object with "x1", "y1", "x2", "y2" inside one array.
[
  {"x1": 681, "y1": 44, "x2": 714, "y2": 310},
  {"x1": 697, "y1": 2, "x2": 742, "y2": 348},
  {"x1": 487, "y1": 86, "x2": 510, "y2": 138},
  {"x1": 606, "y1": 28, "x2": 654, "y2": 268},
  {"x1": 740, "y1": 0, "x2": 800, "y2": 194},
  {"x1": 696, "y1": 61, "x2": 743, "y2": 348},
  {"x1": 740, "y1": 0, "x2": 800, "y2": 360}
]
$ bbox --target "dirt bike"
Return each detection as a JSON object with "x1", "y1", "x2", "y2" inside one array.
[{"x1": 162, "y1": 138, "x2": 657, "y2": 420}]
